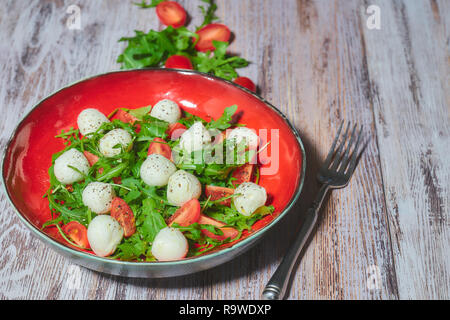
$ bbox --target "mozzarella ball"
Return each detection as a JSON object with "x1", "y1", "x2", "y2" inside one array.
[
  {"x1": 82, "y1": 182, "x2": 115, "y2": 214},
  {"x1": 233, "y1": 182, "x2": 267, "y2": 216},
  {"x1": 87, "y1": 215, "x2": 124, "y2": 257},
  {"x1": 140, "y1": 154, "x2": 177, "y2": 187},
  {"x1": 179, "y1": 121, "x2": 211, "y2": 154},
  {"x1": 150, "y1": 99, "x2": 181, "y2": 124},
  {"x1": 53, "y1": 148, "x2": 90, "y2": 184},
  {"x1": 167, "y1": 170, "x2": 201, "y2": 206},
  {"x1": 98, "y1": 128, "x2": 133, "y2": 157},
  {"x1": 228, "y1": 127, "x2": 259, "y2": 149},
  {"x1": 151, "y1": 227, "x2": 188, "y2": 261},
  {"x1": 77, "y1": 108, "x2": 110, "y2": 136}
]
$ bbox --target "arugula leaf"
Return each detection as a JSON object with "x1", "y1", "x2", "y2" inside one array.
[
  {"x1": 116, "y1": 233, "x2": 155, "y2": 261},
  {"x1": 139, "y1": 198, "x2": 167, "y2": 242},
  {"x1": 177, "y1": 111, "x2": 207, "y2": 128},
  {"x1": 117, "y1": 27, "x2": 198, "y2": 69},
  {"x1": 197, "y1": 0, "x2": 219, "y2": 30},
  {"x1": 206, "y1": 105, "x2": 238, "y2": 130},
  {"x1": 117, "y1": 28, "x2": 249, "y2": 81},
  {"x1": 192, "y1": 41, "x2": 250, "y2": 80},
  {"x1": 137, "y1": 116, "x2": 169, "y2": 141},
  {"x1": 134, "y1": 0, "x2": 165, "y2": 9}
]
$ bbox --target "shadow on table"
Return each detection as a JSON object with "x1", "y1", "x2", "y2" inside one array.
[{"x1": 96, "y1": 128, "x2": 327, "y2": 298}]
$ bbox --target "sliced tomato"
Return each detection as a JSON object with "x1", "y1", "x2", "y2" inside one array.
[
  {"x1": 111, "y1": 109, "x2": 141, "y2": 133},
  {"x1": 198, "y1": 214, "x2": 239, "y2": 241},
  {"x1": 167, "y1": 122, "x2": 187, "y2": 140},
  {"x1": 83, "y1": 150, "x2": 105, "y2": 175},
  {"x1": 147, "y1": 137, "x2": 172, "y2": 160},
  {"x1": 205, "y1": 185, "x2": 234, "y2": 206},
  {"x1": 233, "y1": 77, "x2": 256, "y2": 92},
  {"x1": 165, "y1": 55, "x2": 193, "y2": 70},
  {"x1": 168, "y1": 199, "x2": 201, "y2": 227},
  {"x1": 112, "y1": 109, "x2": 138, "y2": 124},
  {"x1": 110, "y1": 197, "x2": 136, "y2": 238},
  {"x1": 112, "y1": 176, "x2": 122, "y2": 184},
  {"x1": 193, "y1": 243, "x2": 213, "y2": 253},
  {"x1": 156, "y1": 1, "x2": 187, "y2": 28},
  {"x1": 83, "y1": 150, "x2": 99, "y2": 166},
  {"x1": 195, "y1": 23, "x2": 231, "y2": 52},
  {"x1": 66, "y1": 184, "x2": 74, "y2": 192},
  {"x1": 62, "y1": 221, "x2": 90, "y2": 249},
  {"x1": 231, "y1": 163, "x2": 254, "y2": 187}
]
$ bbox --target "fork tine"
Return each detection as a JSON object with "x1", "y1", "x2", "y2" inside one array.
[
  {"x1": 322, "y1": 120, "x2": 344, "y2": 168},
  {"x1": 338, "y1": 123, "x2": 358, "y2": 173},
  {"x1": 345, "y1": 125, "x2": 363, "y2": 176},
  {"x1": 329, "y1": 122, "x2": 351, "y2": 171}
]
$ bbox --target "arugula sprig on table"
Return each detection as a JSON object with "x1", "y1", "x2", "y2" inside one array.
[
  {"x1": 118, "y1": 0, "x2": 250, "y2": 81},
  {"x1": 197, "y1": 0, "x2": 219, "y2": 29},
  {"x1": 134, "y1": 0, "x2": 165, "y2": 9}
]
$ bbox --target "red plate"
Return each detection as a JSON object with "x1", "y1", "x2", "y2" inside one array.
[{"x1": 2, "y1": 69, "x2": 305, "y2": 273}]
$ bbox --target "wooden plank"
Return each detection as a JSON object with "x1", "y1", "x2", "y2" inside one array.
[
  {"x1": 0, "y1": 0, "x2": 154, "y2": 300},
  {"x1": 272, "y1": 0, "x2": 398, "y2": 299},
  {"x1": 0, "y1": 0, "x2": 446, "y2": 300},
  {"x1": 361, "y1": 0, "x2": 449, "y2": 299}
]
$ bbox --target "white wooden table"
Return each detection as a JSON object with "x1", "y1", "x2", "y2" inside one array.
[{"x1": 0, "y1": 0, "x2": 448, "y2": 300}]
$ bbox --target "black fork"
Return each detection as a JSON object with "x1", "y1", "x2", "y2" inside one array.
[{"x1": 262, "y1": 121, "x2": 364, "y2": 300}]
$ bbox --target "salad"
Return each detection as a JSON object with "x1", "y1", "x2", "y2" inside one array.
[{"x1": 43, "y1": 99, "x2": 274, "y2": 261}]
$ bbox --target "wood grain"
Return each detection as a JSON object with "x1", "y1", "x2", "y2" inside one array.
[
  {"x1": 361, "y1": 0, "x2": 449, "y2": 299},
  {"x1": 0, "y1": 0, "x2": 447, "y2": 300}
]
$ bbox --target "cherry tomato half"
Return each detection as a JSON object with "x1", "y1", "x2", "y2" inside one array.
[
  {"x1": 231, "y1": 163, "x2": 254, "y2": 187},
  {"x1": 165, "y1": 55, "x2": 193, "y2": 70},
  {"x1": 147, "y1": 137, "x2": 172, "y2": 160},
  {"x1": 233, "y1": 77, "x2": 256, "y2": 92},
  {"x1": 112, "y1": 109, "x2": 138, "y2": 124},
  {"x1": 110, "y1": 197, "x2": 136, "y2": 238},
  {"x1": 62, "y1": 221, "x2": 90, "y2": 249},
  {"x1": 111, "y1": 109, "x2": 141, "y2": 132},
  {"x1": 168, "y1": 199, "x2": 201, "y2": 227},
  {"x1": 205, "y1": 185, "x2": 234, "y2": 206},
  {"x1": 83, "y1": 150, "x2": 99, "y2": 166},
  {"x1": 156, "y1": 1, "x2": 187, "y2": 28},
  {"x1": 167, "y1": 122, "x2": 187, "y2": 140},
  {"x1": 197, "y1": 214, "x2": 239, "y2": 241},
  {"x1": 195, "y1": 23, "x2": 231, "y2": 52}
]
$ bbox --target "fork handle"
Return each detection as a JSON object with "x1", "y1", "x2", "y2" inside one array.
[{"x1": 261, "y1": 184, "x2": 329, "y2": 300}]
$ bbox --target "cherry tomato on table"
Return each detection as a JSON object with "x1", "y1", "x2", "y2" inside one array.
[
  {"x1": 233, "y1": 77, "x2": 256, "y2": 92},
  {"x1": 195, "y1": 23, "x2": 231, "y2": 52},
  {"x1": 165, "y1": 55, "x2": 193, "y2": 70},
  {"x1": 156, "y1": 1, "x2": 187, "y2": 28}
]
